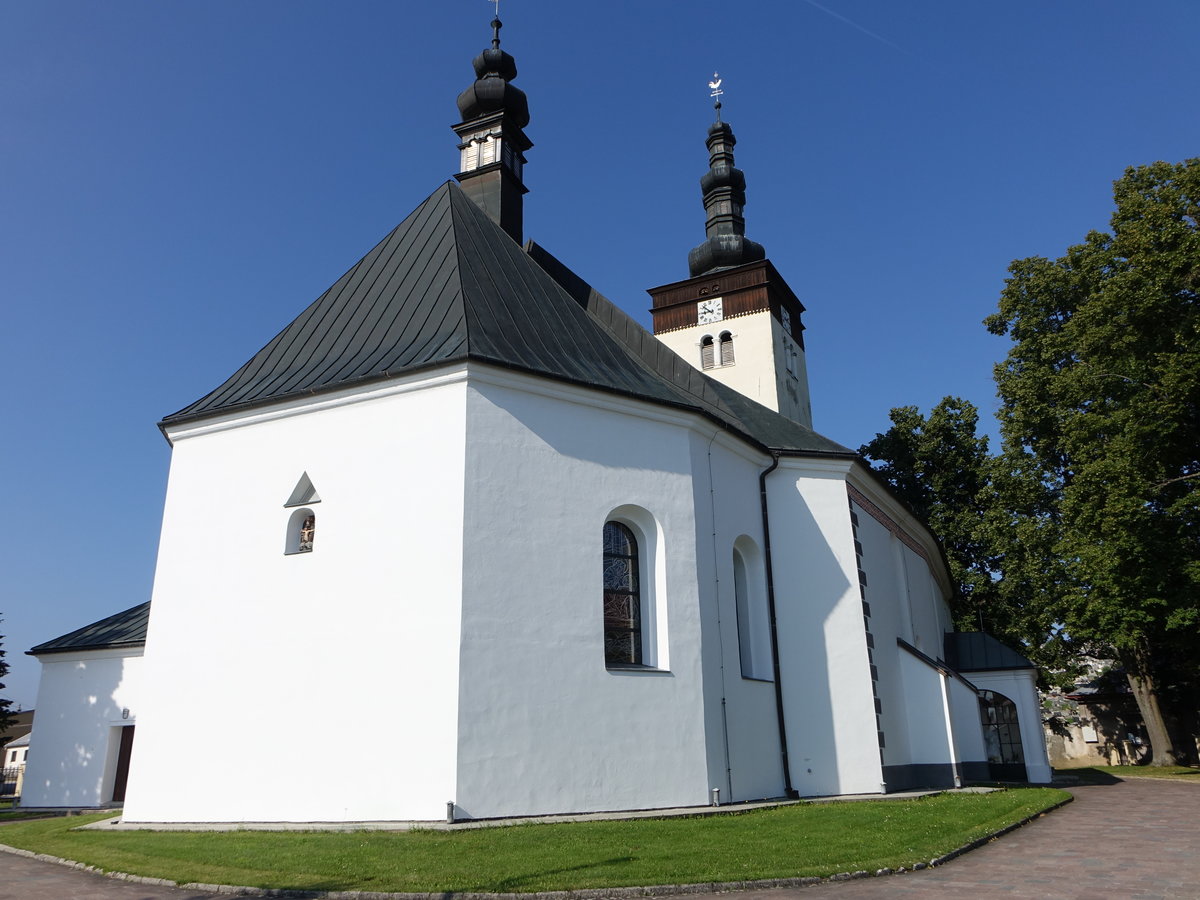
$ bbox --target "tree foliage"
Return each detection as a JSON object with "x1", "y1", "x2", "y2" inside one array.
[
  {"x1": 859, "y1": 399, "x2": 997, "y2": 621},
  {"x1": 859, "y1": 399, "x2": 1066, "y2": 677},
  {"x1": 985, "y1": 159, "x2": 1200, "y2": 763},
  {"x1": 0, "y1": 617, "x2": 13, "y2": 739},
  {"x1": 862, "y1": 160, "x2": 1199, "y2": 763}
]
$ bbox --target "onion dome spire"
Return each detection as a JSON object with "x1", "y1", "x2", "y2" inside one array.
[
  {"x1": 687, "y1": 76, "x2": 765, "y2": 277},
  {"x1": 455, "y1": 16, "x2": 529, "y2": 128},
  {"x1": 452, "y1": 12, "x2": 532, "y2": 243}
]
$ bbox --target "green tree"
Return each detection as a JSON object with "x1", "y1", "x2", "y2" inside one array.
[
  {"x1": 859, "y1": 398, "x2": 998, "y2": 626},
  {"x1": 985, "y1": 159, "x2": 1200, "y2": 765},
  {"x1": 0, "y1": 617, "x2": 13, "y2": 740},
  {"x1": 859, "y1": 399, "x2": 1064, "y2": 670}
]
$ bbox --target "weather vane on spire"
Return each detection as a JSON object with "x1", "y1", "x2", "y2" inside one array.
[
  {"x1": 708, "y1": 72, "x2": 724, "y2": 122},
  {"x1": 489, "y1": 0, "x2": 502, "y2": 48}
]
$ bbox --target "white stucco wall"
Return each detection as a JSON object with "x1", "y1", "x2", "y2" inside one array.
[
  {"x1": 22, "y1": 649, "x2": 142, "y2": 807},
  {"x1": 122, "y1": 372, "x2": 468, "y2": 822},
  {"x1": 947, "y1": 673, "x2": 987, "y2": 766},
  {"x1": 112, "y1": 347, "x2": 1000, "y2": 822},
  {"x1": 851, "y1": 513, "x2": 911, "y2": 771},
  {"x1": 690, "y1": 433, "x2": 786, "y2": 804},
  {"x1": 654, "y1": 312, "x2": 811, "y2": 427},
  {"x1": 848, "y1": 495, "x2": 964, "y2": 774},
  {"x1": 895, "y1": 649, "x2": 953, "y2": 768},
  {"x1": 767, "y1": 459, "x2": 882, "y2": 796},
  {"x1": 455, "y1": 373, "x2": 772, "y2": 817},
  {"x1": 892, "y1": 651, "x2": 986, "y2": 785}
]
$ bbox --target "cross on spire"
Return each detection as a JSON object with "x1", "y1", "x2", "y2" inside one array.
[{"x1": 490, "y1": 0, "x2": 502, "y2": 48}]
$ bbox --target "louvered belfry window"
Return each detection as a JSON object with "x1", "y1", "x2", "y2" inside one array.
[
  {"x1": 603, "y1": 522, "x2": 642, "y2": 666},
  {"x1": 719, "y1": 331, "x2": 735, "y2": 366},
  {"x1": 700, "y1": 335, "x2": 716, "y2": 369}
]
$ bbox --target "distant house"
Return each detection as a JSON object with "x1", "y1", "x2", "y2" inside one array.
[
  {"x1": 1042, "y1": 669, "x2": 1150, "y2": 767},
  {"x1": 0, "y1": 708, "x2": 34, "y2": 750},
  {"x1": 21, "y1": 604, "x2": 145, "y2": 808},
  {"x1": 1, "y1": 731, "x2": 32, "y2": 801},
  {"x1": 3, "y1": 731, "x2": 31, "y2": 768}
]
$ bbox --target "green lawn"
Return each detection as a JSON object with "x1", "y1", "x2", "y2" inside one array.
[
  {"x1": 0, "y1": 788, "x2": 1067, "y2": 893},
  {"x1": 1060, "y1": 765, "x2": 1200, "y2": 783}
]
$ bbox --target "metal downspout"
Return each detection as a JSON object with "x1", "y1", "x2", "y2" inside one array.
[
  {"x1": 759, "y1": 451, "x2": 798, "y2": 799},
  {"x1": 707, "y1": 431, "x2": 733, "y2": 801}
]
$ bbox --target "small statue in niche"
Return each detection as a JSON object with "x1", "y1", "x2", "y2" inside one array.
[{"x1": 299, "y1": 515, "x2": 316, "y2": 552}]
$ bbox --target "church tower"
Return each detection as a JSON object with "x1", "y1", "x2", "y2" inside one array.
[
  {"x1": 648, "y1": 92, "x2": 812, "y2": 428},
  {"x1": 453, "y1": 14, "x2": 532, "y2": 243}
]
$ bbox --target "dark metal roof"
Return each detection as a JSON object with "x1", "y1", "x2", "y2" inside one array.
[
  {"x1": 27, "y1": 602, "x2": 150, "y2": 656},
  {"x1": 943, "y1": 631, "x2": 1036, "y2": 672},
  {"x1": 162, "y1": 181, "x2": 853, "y2": 458}
]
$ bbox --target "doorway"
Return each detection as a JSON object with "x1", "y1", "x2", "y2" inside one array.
[{"x1": 111, "y1": 725, "x2": 135, "y2": 802}]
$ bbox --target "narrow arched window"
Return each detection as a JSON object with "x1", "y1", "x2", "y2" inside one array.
[
  {"x1": 700, "y1": 335, "x2": 715, "y2": 369},
  {"x1": 719, "y1": 331, "x2": 735, "y2": 366},
  {"x1": 733, "y1": 537, "x2": 772, "y2": 680},
  {"x1": 286, "y1": 508, "x2": 316, "y2": 554},
  {"x1": 733, "y1": 548, "x2": 753, "y2": 676},
  {"x1": 603, "y1": 521, "x2": 642, "y2": 666}
]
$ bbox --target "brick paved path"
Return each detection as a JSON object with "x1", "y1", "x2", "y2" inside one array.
[
  {"x1": 0, "y1": 851, "x2": 221, "y2": 899},
  {"x1": 742, "y1": 779, "x2": 1200, "y2": 900},
  {"x1": 0, "y1": 779, "x2": 1196, "y2": 899}
]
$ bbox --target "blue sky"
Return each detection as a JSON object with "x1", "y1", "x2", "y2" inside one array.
[{"x1": 2, "y1": 1, "x2": 1196, "y2": 709}]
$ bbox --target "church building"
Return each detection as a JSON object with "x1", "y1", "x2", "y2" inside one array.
[{"x1": 22, "y1": 16, "x2": 1051, "y2": 822}]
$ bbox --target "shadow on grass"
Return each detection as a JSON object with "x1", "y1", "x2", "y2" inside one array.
[
  {"x1": 0, "y1": 811, "x2": 58, "y2": 822},
  {"x1": 247, "y1": 857, "x2": 646, "y2": 896},
  {"x1": 474, "y1": 856, "x2": 640, "y2": 894}
]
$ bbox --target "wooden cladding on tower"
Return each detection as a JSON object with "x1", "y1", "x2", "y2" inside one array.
[
  {"x1": 651, "y1": 287, "x2": 770, "y2": 333},
  {"x1": 646, "y1": 259, "x2": 805, "y2": 342}
]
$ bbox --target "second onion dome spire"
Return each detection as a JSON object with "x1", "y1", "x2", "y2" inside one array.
[{"x1": 687, "y1": 106, "x2": 765, "y2": 277}]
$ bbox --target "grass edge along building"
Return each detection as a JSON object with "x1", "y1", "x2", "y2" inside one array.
[{"x1": 22, "y1": 14, "x2": 1050, "y2": 822}]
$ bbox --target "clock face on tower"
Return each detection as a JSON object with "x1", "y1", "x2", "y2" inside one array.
[
  {"x1": 697, "y1": 297, "x2": 724, "y2": 324},
  {"x1": 780, "y1": 307, "x2": 792, "y2": 335}
]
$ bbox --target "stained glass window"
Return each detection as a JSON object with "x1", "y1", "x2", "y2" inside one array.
[{"x1": 603, "y1": 521, "x2": 642, "y2": 666}]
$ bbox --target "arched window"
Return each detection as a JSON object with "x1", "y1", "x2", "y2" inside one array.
[
  {"x1": 719, "y1": 331, "x2": 735, "y2": 366},
  {"x1": 285, "y1": 508, "x2": 316, "y2": 554},
  {"x1": 978, "y1": 690, "x2": 1027, "y2": 781},
  {"x1": 700, "y1": 335, "x2": 715, "y2": 369},
  {"x1": 603, "y1": 521, "x2": 642, "y2": 666},
  {"x1": 733, "y1": 537, "x2": 773, "y2": 680}
]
